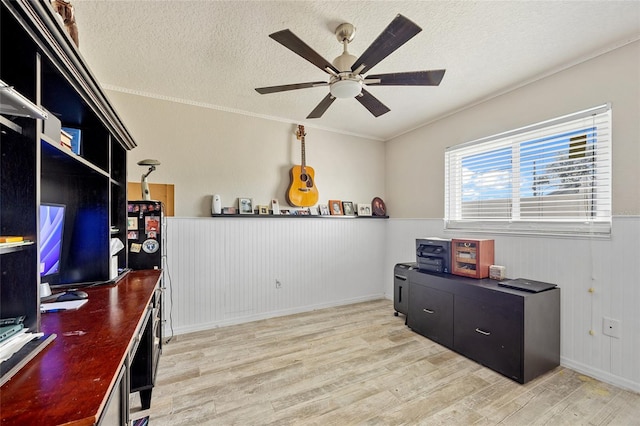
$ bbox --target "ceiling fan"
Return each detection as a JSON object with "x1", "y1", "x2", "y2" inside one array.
[{"x1": 255, "y1": 14, "x2": 445, "y2": 119}]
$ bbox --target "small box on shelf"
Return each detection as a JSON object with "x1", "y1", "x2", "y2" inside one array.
[{"x1": 451, "y1": 238, "x2": 494, "y2": 279}]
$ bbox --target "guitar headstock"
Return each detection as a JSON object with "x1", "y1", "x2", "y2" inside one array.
[{"x1": 296, "y1": 125, "x2": 306, "y2": 141}]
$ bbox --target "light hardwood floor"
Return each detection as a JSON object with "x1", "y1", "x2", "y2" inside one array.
[{"x1": 140, "y1": 299, "x2": 640, "y2": 425}]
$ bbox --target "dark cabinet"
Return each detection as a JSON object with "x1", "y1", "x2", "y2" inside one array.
[
  {"x1": 407, "y1": 270, "x2": 560, "y2": 384},
  {"x1": 130, "y1": 286, "x2": 163, "y2": 409},
  {"x1": 408, "y1": 284, "x2": 453, "y2": 347},
  {"x1": 454, "y1": 295, "x2": 522, "y2": 381},
  {"x1": 393, "y1": 263, "x2": 415, "y2": 316}
]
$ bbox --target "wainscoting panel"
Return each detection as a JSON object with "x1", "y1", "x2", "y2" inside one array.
[
  {"x1": 163, "y1": 216, "x2": 638, "y2": 393},
  {"x1": 384, "y1": 217, "x2": 640, "y2": 393},
  {"x1": 164, "y1": 217, "x2": 387, "y2": 334}
]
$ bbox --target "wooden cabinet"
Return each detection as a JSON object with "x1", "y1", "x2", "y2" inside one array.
[
  {"x1": 1, "y1": 0, "x2": 135, "y2": 384},
  {"x1": 451, "y1": 238, "x2": 494, "y2": 278},
  {"x1": 407, "y1": 270, "x2": 560, "y2": 384}
]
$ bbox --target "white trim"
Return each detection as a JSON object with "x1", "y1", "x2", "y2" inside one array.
[{"x1": 101, "y1": 85, "x2": 385, "y2": 141}]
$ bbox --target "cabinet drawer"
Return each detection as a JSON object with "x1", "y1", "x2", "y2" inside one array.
[
  {"x1": 454, "y1": 295, "x2": 523, "y2": 382},
  {"x1": 408, "y1": 283, "x2": 454, "y2": 348}
]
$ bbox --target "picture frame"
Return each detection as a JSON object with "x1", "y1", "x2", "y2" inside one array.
[
  {"x1": 145, "y1": 215, "x2": 160, "y2": 233},
  {"x1": 127, "y1": 217, "x2": 138, "y2": 230},
  {"x1": 258, "y1": 205, "x2": 269, "y2": 215},
  {"x1": 238, "y1": 198, "x2": 253, "y2": 215},
  {"x1": 222, "y1": 206, "x2": 236, "y2": 215},
  {"x1": 318, "y1": 204, "x2": 330, "y2": 216},
  {"x1": 342, "y1": 201, "x2": 355, "y2": 216},
  {"x1": 372, "y1": 197, "x2": 387, "y2": 216},
  {"x1": 329, "y1": 200, "x2": 343, "y2": 215},
  {"x1": 271, "y1": 198, "x2": 280, "y2": 215},
  {"x1": 358, "y1": 203, "x2": 372, "y2": 216},
  {"x1": 309, "y1": 206, "x2": 319, "y2": 216}
]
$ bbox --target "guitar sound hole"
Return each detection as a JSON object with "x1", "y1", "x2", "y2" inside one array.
[{"x1": 300, "y1": 174, "x2": 308, "y2": 182}]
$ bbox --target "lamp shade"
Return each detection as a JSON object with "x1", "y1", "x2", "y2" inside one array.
[{"x1": 330, "y1": 79, "x2": 362, "y2": 98}]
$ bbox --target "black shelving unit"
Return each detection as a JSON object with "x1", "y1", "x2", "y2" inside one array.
[{"x1": 1, "y1": 0, "x2": 136, "y2": 382}]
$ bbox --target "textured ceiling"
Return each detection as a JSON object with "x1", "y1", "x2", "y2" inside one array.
[{"x1": 72, "y1": 1, "x2": 639, "y2": 141}]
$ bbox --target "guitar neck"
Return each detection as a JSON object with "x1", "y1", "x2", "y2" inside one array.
[
  {"x1": 298, "y1": 124, "x2": 306, "y2": 170},
  {"x1": 301, "y1": 136, "x2": 306, "y2": 169}
]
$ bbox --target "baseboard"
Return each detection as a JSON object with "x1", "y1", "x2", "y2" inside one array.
[
  {"x1": 167, "y1": 293, "x2": 385, "y2": 336},
  {"x1": 561, "y1": 356, "x2": 640, "y2": 394}
]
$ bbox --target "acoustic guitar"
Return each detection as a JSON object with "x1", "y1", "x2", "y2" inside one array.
[{"x1": 286, "y1": 125, "x2": 319, "y2": 207}]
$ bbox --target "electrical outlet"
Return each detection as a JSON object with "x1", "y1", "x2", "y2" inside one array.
[
  {"x1": 275, "y1": 279, "x2": 282, "y2": 289},
  {"x1": 602, "y1": 317, "x2": 621, "y2": 338}
]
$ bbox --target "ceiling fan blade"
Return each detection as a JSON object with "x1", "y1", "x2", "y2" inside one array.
[
  {"x1": 365, "y1": 70, "x2": 446, "y2": 86},
  {"x1": 256, "y1": 81, "x2": 328, "y2": 94},
  {"x1": 351, "y1": 14, "x2": 422, "y2": 75},
  {"x1": 306, "y1": 93, "x2": 336, "y2": 119},
  {"x1": 270, "y1": 29, "x2": 339, "y2": 74},
  {"x1": 356, "y1": 88, "x2": 390, "y2": 117}
]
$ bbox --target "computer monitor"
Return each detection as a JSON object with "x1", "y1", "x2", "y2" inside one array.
[{"x1": 39, "y1": 203, "x2": 66, "y2": 282}]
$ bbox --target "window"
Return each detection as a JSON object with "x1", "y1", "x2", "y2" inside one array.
[{"x1": 445, "y1": 104, "x2": 611, "y2": 236}]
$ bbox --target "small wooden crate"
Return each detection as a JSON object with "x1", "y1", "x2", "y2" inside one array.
[{"x1": 451, "y1": 238, "x2": 495, "y2": 279}]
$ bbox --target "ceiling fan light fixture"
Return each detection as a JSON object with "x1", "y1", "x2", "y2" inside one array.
[{"x1": 330, "y1": 79, "x2": 362, "y2": 98}]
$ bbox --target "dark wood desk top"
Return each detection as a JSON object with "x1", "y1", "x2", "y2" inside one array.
[{"x1": 0, "y1": 269, "x2": 162, "y2": 426}]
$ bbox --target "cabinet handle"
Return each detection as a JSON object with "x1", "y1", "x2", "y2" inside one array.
[
  {"x1": 423, "y1": 308, "x2": 434, "y2": 314},
  {"x1": 475, "y1": 328, "x2": 491, "y2": 336},
  {"x1": 394, "y1": 274, "x2": 407, "y2": 281}
]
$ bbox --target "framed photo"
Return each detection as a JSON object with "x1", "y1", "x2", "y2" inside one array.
[
  {"x1": 238, "y1": 198, "x2": 253, "y2": 215},
  {"x1": 127, "y1": 217, "x2": 138, "y2": 230},
  {"x1": 342, "y1": 201, "x2": 355, "y2": 216},
  {"x1": 329, "y1": 200, "x2": 343, "y2": 215},
  {"x1": 280, "y1": 209, "x2": 290, "y2": 215},
  {"x1": 309, "y1": 206, "x2": 319, "y2": 216},
  {"x1": 318, "y1": 204, "x2": 330, "y2": 215},
  {"x1": 372, "y1": 197, "x2": 387, "y2": 216},
  {"x1": 223, "y1": 206, "x2": 237, "y2": 215},
  {"x1": 358, "y1": 203, "x2": 372, "y2": 216},
  {"x1": 145, "y1": 215, "x2": 160, "y2": 233},
  {"x1": 258, "y1": 205, "x2": 269, "y2": 215}
]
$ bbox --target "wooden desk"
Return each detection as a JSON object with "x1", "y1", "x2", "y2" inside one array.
[{"x1": 0, "y1": 270, "x2": 162, "y2": 425}]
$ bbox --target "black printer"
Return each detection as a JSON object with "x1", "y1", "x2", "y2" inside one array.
[{"x1": 415, "y1": 238, "x2": 451, "y2": 273}]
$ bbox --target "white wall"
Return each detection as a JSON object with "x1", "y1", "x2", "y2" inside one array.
[
  {"x1": 385, "y1": 40, "x2": 640, "y2": 218},
  {"x1": 383, "y1": 41, "x2": 640, "y2": 392},
  {"x1": 163, "y1": 216, "x2": 387, "y2": 332},
  {"x1": 106, "y1": 92, "x2": 386, "y2": 217}
]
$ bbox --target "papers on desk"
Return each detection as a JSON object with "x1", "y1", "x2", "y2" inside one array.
[
  {"x1": 0, "y1": 329, "x2": 44, "y2": 363},
  {"x1": 40, "y1": 299, "x2": 88, "y2": 313}
]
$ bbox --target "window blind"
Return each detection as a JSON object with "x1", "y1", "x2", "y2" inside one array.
[{"x1": 444, "y1": 104, "x2": 611, "y2": 236}]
